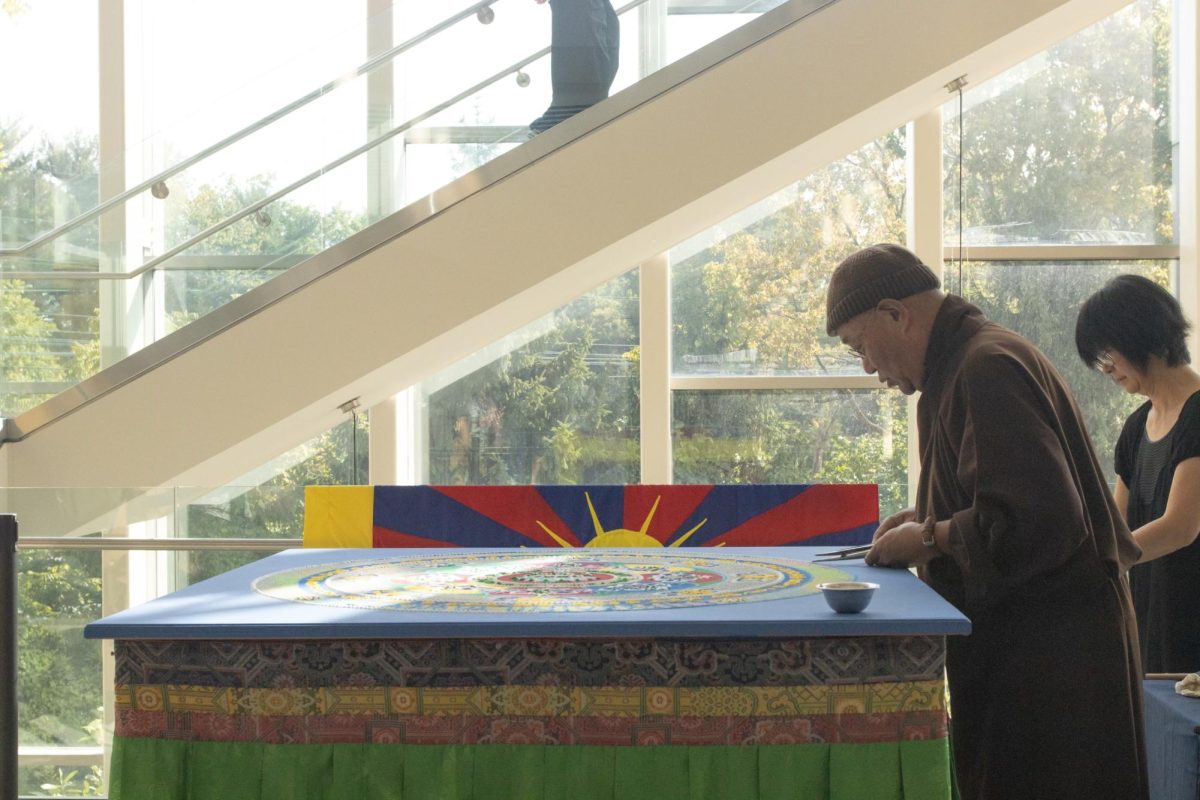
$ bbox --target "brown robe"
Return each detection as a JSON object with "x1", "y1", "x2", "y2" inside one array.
[{"x1": 917, "y1": 296, "x2": 1147, "y2": 800}]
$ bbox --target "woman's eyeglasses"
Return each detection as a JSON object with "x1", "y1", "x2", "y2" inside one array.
[{"x1": 1095, "y1": 351, "x2": 1116, "y2": 372}]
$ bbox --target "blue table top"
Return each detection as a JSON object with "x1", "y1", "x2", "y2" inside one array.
[
  {"x1": 1143, "y1": 678, "x2": 1200, "y2": 800},
  {"x1": 1145, "y1": 678, "x2": 1200, "y2": 730},
  {"x1": 84, "y1": 547, "x2": 971, "y2": 640}
]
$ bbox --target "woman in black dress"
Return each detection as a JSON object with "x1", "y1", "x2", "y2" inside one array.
[{"x1": 1077, "y1": 274, "x2": 1200, "y2": 672}]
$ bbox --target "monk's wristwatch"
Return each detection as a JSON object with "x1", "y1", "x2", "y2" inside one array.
[{"x1": 921, "y1": 516, "x2": 937, "y2": 550}]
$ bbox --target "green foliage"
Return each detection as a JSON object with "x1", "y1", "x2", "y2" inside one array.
[
  {"x1": 19, "y1": 765, "x2": 103, "y2": 798},
  {"x1": 428, "y1": 270, "x2": 640, "y2": 484},
  {"x1": 669, "y1": 129, "x2": 909, "y2": 505},
  {"x1": 960, "y1": 260, "x2": 1166, "y2": 481},
  {"x1": 673, "y1": 131, "x2": 906, "y2": 375},
  {"x1": 1, "y1": 278, "x2": 64, "y2": 377},
  {"x1": 184, "y1": 416, "x2": 368, "y2": 581},
  {"x1": 0, "y1": 121, "x2": 101, "y2": 415},
  {"x1": 38, "y1": 766, "x2": 104, "y2": 796},
  {"x1": 949, "y1": 0, "x2": 1172, "y2": 244},
  {"x1": 163, "y1": 174, "x2": 366, "y2": 333},
  {"x1": 0, "y1": 118, "x2": 98, "y2": 249},
  {"x1": 672, "y1": 391, "x2": 909, "y2": 516},
  {"x1": 165, "y1": 175, "x2": 364, "y2": 256},
  {"x1": 67, "y1": 312, "x2": 100, "y2": 381},
  {"x1": 16, "y1": 550, "x2": 102, "y2": 753}
]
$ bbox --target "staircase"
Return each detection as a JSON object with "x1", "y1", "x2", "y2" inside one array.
[{"x1": 0, "y1": 0, "x2": 1127, "y2": 491}]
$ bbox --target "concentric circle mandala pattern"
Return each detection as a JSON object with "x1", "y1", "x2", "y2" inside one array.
[{"x1": 252, "y1": 551, "x2": 851, "y2": 613}]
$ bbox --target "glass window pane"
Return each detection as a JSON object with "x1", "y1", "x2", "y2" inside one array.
[
  {"x1": 948, "y1": 259, "x2": 1172, "y2": 484},
  {"x1": 0, "y1": 3, "x2": 99, "y2": 246},
  {"x1": 1, "y1": 278, "x2": 99, "y2": 417},
  {"x1": 673, "y1": 390, "x2": 909, "y2": 517},
  {"x1": 945, "y1": 0, "x2": 1173, "y2": 245},
  {"x1": 15, "y1": 544, "x2": 277, "y2": 798},
  {"x1": 17, "y1": 550, "x2": 104, "y2": 795},
  {"x1": 403, "y1": 141, "x2": 521, "y2": 206},
  {"x1": 136, "y1": 1, "x2": 366, "y2": 182},
  {"x1": 671, "y1": 129, "x2": 907, "y2": 376},
  {"x1": 425, "y1": 270, "x2": 640, "y2": 484},
  {"x1": 19, "y1": 761, "x2": 105, "y2": 799},
  {"x1": 667, "y1": 13, "x2": 758, "y2": 63},
  {"x1": 180, "y1": 414, "x2": 368, "y2": 544}
]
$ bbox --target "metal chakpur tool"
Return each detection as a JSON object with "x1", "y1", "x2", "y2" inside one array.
[{"x1": 812, "y1": 543, "x2": 873, "y2": 562}]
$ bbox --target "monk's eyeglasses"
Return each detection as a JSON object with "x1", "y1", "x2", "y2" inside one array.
[{"x1": 846, "y1": 310, "x2": 879, "y2": 361}]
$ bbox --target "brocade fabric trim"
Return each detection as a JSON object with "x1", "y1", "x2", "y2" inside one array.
[
  {"x1": 115, "y1": 707, "x2": 949, "y2": 746},
  {"x1": 115, "y1": 636, "x2": 945, "y2": 689},
  {"x1": 116, "y1": 679, "x2": 946, "y2": 717}
]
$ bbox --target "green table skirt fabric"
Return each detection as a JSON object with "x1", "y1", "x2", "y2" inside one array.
[{"x1": 109, "y1": 736, "x2": 953, "y2": 800}]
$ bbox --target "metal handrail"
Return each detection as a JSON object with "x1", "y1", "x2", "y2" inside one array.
[
  {"x1": 0, "y1": 0, "x2": 499, "y2": 258},
  {"x1": 3, "y1": 0, "x2": 837, "y2": 444},
  {"x1": 15, "y1": 536, "x2": 301, "y2": 551},
  {"x1": 130, "y1": 53, "x2": 555, "y2": 280},
  {"x1": 1, "y1": 0, "x2": 654, "y2": 281},
  {"x1": 3, "y1": 242, "x2": 1182, "y2": 282}
]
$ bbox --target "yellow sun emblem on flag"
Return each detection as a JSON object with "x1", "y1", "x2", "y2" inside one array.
[{"x1": 536, "y1": 491, "x2": 710, "y2": 548}]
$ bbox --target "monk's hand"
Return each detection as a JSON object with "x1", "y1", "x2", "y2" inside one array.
[
  {"x1": 872, "y1": 506, "x2": 917, "y2": 542},
  {"x1": 865, "y1": 520, "x2": 932, "y2": 568}
]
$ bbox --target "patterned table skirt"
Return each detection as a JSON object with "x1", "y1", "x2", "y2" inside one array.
[{"x1": 109, "y1": 635, "x2": 952, "y2": 800}]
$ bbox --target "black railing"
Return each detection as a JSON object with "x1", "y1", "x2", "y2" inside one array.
[{"x1": 1, "y1": 514, "x2": 17, "y2": 800}]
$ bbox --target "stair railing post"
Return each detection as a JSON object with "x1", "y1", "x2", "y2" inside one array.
[{"x1": 0, "y1": 514, "x2": 16, "y2": 800}]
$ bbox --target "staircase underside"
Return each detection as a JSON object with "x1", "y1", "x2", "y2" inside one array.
[{"x1": 2, "y1": 0, "x2": 1128, "y2": 494}]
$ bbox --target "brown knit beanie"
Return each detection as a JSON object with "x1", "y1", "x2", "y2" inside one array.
[{"x1": 825, "y1": 244, "x2": 940, "y2": 335}]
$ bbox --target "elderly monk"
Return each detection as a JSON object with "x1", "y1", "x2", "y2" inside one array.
[{"x1": 826, "y1": 244, "x2": 1147, "y2": 799}]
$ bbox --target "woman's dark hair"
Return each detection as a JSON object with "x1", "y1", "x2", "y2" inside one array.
[{"x1": 1075, "y1": 274, "x2": 1192, "y2": 370}]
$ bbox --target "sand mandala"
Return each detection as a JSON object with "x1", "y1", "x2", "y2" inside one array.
[{"x1": 252, "y1": 550, "x2": 851, "y2": 613}]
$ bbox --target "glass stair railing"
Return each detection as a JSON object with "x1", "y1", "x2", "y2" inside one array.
[{"x1": 0, "y1": 0, "x2": 821, "y2": 427}]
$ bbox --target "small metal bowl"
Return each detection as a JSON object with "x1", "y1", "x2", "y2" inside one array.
[{"x1": 817, "y1": 581, "x2": 879, "y2": 614}]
